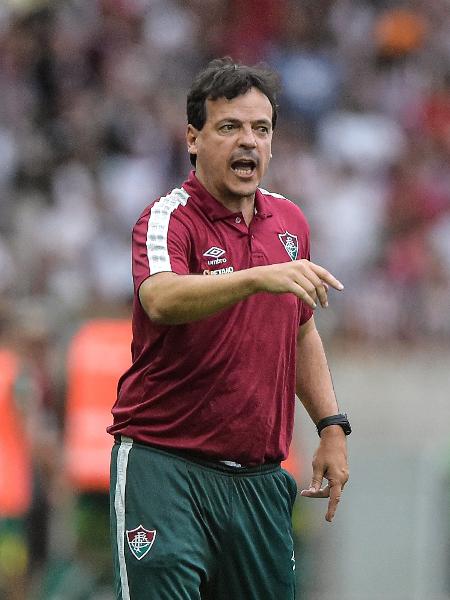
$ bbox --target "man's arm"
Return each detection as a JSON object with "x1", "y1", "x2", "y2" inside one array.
[
  {"x1": 139, "y1": 260, "x2": 344, "y2": 325},
  {"x1": 296, "y1": 316, "x2": 349, "y2": 522}
]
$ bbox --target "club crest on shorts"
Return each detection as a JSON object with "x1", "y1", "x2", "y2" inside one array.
[
  {"x1": 278, "y1": 231, "x2": 298, "y2": 261},
  {"x1": 126, "y1": 525, "x2": 156, "y2": 560}
]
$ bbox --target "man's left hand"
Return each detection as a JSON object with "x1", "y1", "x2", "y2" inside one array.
[{"x1": 300, "y1": 426, "x2": 349, "y2": 522}]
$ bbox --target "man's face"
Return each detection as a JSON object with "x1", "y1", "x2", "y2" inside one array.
[{"x1": 187, "y1": 87, "x2": 273, "y2": 203}]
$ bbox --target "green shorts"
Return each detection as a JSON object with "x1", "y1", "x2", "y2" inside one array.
[{"x1": 110, "y1": 437, "x2": 297, "y2": 600}]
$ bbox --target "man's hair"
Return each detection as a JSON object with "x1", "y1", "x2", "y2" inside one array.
[{"x1": 187, "y1": 57, "x2": 280, "y2": 166}]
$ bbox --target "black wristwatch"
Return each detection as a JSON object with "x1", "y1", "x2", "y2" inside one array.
[{"x1": 316, "y1": 413, "x2": 351, "y2": 437}]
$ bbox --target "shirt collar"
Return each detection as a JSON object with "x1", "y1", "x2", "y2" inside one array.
[{"x1": 182, "y1": 171, "x2": 272, "y2": 221}]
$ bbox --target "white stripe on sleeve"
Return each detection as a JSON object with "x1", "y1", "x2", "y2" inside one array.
[{"x1": 146, "y1": 187, "x2": 189, "y2": 274}]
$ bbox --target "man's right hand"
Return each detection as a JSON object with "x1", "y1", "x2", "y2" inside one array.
[
  {"x1": 253, "y1": 259, "x2": 344, "y2": 309},
  {"x1": 140, "y1": 260, "x2": 343, "y2": 325}
]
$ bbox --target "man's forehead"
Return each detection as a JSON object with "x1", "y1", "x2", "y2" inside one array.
[{"x1": 205, "y1": 88, "x2": 273, "y2": 122}]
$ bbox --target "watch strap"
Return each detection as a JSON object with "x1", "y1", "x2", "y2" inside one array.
[{"x1": 316, "y1": 413, "x2": 351, "y2": 437}]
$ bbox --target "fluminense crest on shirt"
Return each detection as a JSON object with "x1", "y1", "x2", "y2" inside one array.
[
  {"x1": 126, "y1": 525, "x2": 156, "y2": 560},
  {"x1": 278, "y1": 231, "x2": 298, "y2": 261}
]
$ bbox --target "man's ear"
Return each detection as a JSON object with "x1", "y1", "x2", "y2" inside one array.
[{"x1": 186, "y1": 124, "x2": 198, "y2": 159}]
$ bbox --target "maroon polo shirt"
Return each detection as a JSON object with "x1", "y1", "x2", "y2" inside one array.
[{"x1": 108, "y1": 171, "x2": 313, "y2": 465}]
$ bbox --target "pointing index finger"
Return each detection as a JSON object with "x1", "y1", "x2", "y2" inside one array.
[
  {"x1": 309, "y1": 262, "x2": 344, "y2": 291},
  {"x1": 326, "y1": 483, "x2": 343, "y2": 522}
]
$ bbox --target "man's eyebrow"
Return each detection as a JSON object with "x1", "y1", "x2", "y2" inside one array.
[
  {"x1": 254, "y1": 118, "x2": 272, "y2": 126},
  {"x1": 217, "y1": 117, "x2": 241, "y2": 124},
  {"x1": 216, "y1": 117, "x2": 272, "y2": 126}
]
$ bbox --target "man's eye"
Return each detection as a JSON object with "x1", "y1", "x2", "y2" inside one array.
[
  {"x1": 257, "y1": 126, "x2": 269, "y2": 133},
  {"x1": 220, "y1": 124, "x2": 235, "y2": 131}
]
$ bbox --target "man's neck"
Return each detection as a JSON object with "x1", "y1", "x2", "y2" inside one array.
[{"x1": 195, "y1": 171, "x2": 256, "y2": 226}]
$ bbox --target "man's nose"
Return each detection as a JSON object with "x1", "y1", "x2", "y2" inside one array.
[{"x1": 238, "y1": 126, "x2": 257, "y2": 148}]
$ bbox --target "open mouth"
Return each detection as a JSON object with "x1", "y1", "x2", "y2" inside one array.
[{"x1": 230, "y1": 158, "x2": 257, "y2": 177}]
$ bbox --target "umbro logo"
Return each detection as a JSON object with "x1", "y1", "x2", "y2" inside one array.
[
  {"x1": 203, "y1": 246, "x2": 228, "y2": 266},
  {"x1": 203, "y1": 246, "x2": 226, "y2": 258}
]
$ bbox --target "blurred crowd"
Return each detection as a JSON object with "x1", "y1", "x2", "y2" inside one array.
[
  {"x1": 0, "y1": 0, "x2": 449, "y2": 348},
  {"x1": 0, "y1": 0, "x2": 450, "y2": 597}
]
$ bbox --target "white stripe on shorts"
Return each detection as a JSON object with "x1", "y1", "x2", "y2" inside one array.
[{"x1": 114, "y1": 436, "x2": 133, "y2": 600}]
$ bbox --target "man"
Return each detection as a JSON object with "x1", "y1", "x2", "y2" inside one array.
[{"x1": 108, "y1": 57, "x2": 350, "y2": 600}]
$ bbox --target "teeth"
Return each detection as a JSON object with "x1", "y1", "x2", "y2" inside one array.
[{"x1": 233, "y1": 166, "x2": 253, "y2": 175}]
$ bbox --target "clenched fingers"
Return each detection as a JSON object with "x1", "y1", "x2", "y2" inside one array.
[
  {"x1": 290, "y1": 269, "x2": 329, "y2": 308},
  {"x1": 300, "y1": 472, "x2": 326, "y2": 497},
  {"x1": 290, "y1": 279, "x2": 320, "y2": 309},
  {"x1": 300, "y1": 485, "x2": 329, "y2": 499},
  {"x1": 296, "y1": 265, "x2": 329, "y2": 308}
]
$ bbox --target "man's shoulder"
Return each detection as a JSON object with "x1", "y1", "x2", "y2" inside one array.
[
  {"x1": 259, "y1": 187, "x2": 290, "y2": 202},
  {"x1": 134, "y1": 186, "x2": 192, "y2": 226},
  {"x1": 258, "y1": 187, "x2": 308, "y2": 221}
]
